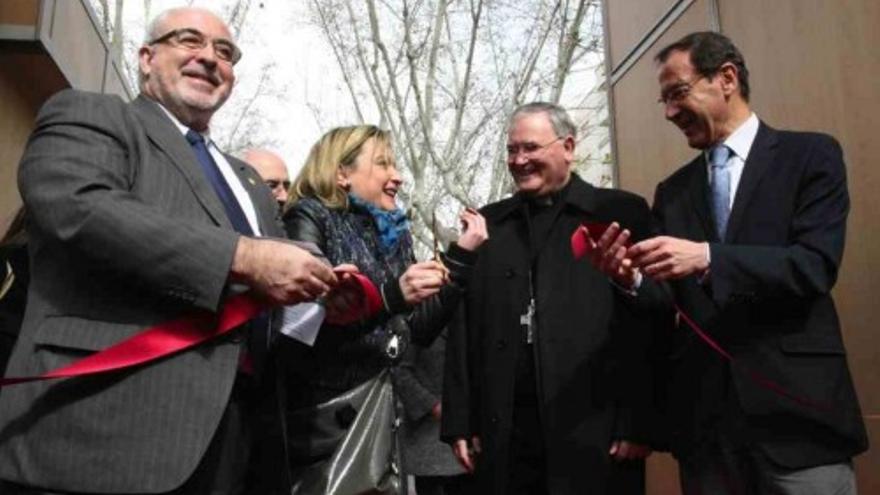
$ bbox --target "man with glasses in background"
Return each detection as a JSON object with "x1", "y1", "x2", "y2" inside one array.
[
  {"x1": 243, "y1": 148, "x2": 291, "y2": 210},
  {"x1": 442, "y1": 102, "x2": 658, "y2": 494},
  {"x1": 0, "y1": 7, "x2": 338, "y2": 495}
]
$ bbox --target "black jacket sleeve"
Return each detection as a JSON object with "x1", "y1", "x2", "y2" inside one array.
[{"x1": 283, "y1": 202, "x2": 478, "y2": 346}]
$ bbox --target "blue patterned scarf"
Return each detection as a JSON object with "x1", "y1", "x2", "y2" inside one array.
[{"x1": 348, "y1": 194, "x2": 410, "y2": 254}]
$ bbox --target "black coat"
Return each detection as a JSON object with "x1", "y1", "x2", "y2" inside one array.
[
  {"x1": 649, "y1": 123, "x2": 868, "y2": 468},
  {"x1": 442, "y1": 175, "x2": 658, "y2": 495}
]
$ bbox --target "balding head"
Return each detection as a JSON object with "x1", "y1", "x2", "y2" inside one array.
[{"x1": 243, "y1": 149, "x2": 290, "y2": 207}]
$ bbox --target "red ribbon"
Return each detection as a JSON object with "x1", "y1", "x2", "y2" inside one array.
[
  {"x1": 570, "y1": 223, "x2": 828, "y2": 411},
  {"x1": 1, "y1": 273, "x2": 382, "y2": 387},
  {"x1": 324, "y1": 272, "x2": 384, "y2": 326}
]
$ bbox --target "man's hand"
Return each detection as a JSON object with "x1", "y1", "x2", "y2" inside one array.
[
  {"x1": 230, "y1": 237, "x2": 337, "y2": 304},
  {"x1": 584, "y1": 222, "x2": 639, "y2": 289},
  {"x1": 609, "y1": 440, "x2": 652, "y2": 462},
  {"x1": 452, "y1": 436, "x2": 482, "y2": 473},
  {"x1": 628, "y1": 236, "x2": 709, "y2": 281},
  {"x1": 455, "y1": 208, "x2": 489, "y2": 252},
  {"x1": 399, "y1": 260, "x2": 448, "y2": 305}
]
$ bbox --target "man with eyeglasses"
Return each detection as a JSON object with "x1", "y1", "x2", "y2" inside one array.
[
  {"x1": 243, "y1": 148, "x2": 291, "y2": 209},
  {"x1": 588, "y1": 31, "x2": 867, "y2": 494},
  {"x1": 442, "y1": 102, "x2": 658, "y2": 494},
  {"x1": 0, "y1": 7, "x2": 340, "y2": 495}
]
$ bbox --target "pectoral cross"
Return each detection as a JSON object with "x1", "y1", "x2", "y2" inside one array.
[{"x1": 520, "y1": 298, "x2": 536, "y2": 344}]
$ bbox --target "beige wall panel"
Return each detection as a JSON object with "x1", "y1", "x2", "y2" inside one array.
[
  {"x1": 720, "y1": 1, "x2": 880, "y2": 490},
  {"x1": 41, "y1": 0, "x2": 105, "y2": 91},
  {"x1": 646, "y1": 452, "x2": 680, "y2": 494},
  {"x1": 855, "y1": 419, "x2": 880, "y2": 494},
  {"x1": 607, "y1": 0, "x2": 678, "y2": 70},
  {"x1": 103, "y1": 60, "x2": 132, "y2": 101},
  {"x1": 612, "y1": 0, "x2": 711, "y2": 201},
  {"x1": 0, "y1": 0, "x2": 39, "y2": 26},
  {"x1": 0, "y1": 51, "x2": 68, "y2": 233},
  {"x1": 0, "y1": 71, "x2": 30, "y2": 232}
]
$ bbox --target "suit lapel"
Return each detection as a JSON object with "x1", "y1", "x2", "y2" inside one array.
[
  {"x1": 685, "y1": 157, "x2": 717, "y2": 241},
  {"x1": 725, "y1": 122, "x2": 777, "y2": 242},
  {"x1": 227, "y1": 155, "x2": 281, "y2": 236},
  {"x1": 131, "y1": 96, "x2": 232, "y2": 230}
]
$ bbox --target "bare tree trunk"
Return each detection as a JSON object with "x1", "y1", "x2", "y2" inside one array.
[
  {"x1": 98, "y1": 0, "x2": 110, "y2": 35},
  {"x1": 110, "y1": 0, "x2": 124, "y2": 64},
  {"x1": 305, "y1": 0, "x2": 609, "y2": 253}
]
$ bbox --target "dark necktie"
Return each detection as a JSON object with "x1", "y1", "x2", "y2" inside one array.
[
  {"x1": 709, "y1": 144, "x2": 732, "y2": 240},
  {"x1": 186, "y1": 129, "x2": 262, "y2": 375},
  {"x1": 185, "y1": 129, "x2": 254, "y2": 236}
]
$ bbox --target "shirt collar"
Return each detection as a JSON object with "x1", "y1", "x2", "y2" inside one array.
[
  {"x1": 705, "y1": 112, "x2": 759, "y2": 162},
  {"x1": 156, "y1": 103, "x2": 214, "y2": 145}
]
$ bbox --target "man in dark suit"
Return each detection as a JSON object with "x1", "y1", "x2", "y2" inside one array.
[
  {"x1": 0, "y1": 7, "x2": 337, "y2": 494},
  {"x1": 442, "y1": 102, "x2": 655, "y2": 495},
  {"x1": 591, "y1": 32, "x2": 867, "y2": 494}
]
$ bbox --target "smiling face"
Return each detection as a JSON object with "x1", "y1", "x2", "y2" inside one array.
[
  {"x1": 657, "y1": 49, "x2": 735, "y2": 150},
  {"x1": 339, "y1": 137, "x2": 401, "y2": 211},
  {"x1": 139, "y1": 8, "x2": 235, "y2": 130},
  {"x1": 506, "y1": 112, "x2": 574, "y2": 197}
]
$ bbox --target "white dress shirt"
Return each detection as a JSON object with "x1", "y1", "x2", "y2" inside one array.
[
  {"x1": 705, "y1": 112, "x2": 760, "y2": 208},
  {"x1": 157, "y1": 104, "x2": 263, "y2": 236}
]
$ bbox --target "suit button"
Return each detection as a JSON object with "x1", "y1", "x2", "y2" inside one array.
[
  {"x1": 505, "y1": 268, "x2": 515, "y2": 278},
  {"x1": 496, "y1": 339, "x2": 507, "y2": 350},
  {"x1": 490, "y1": 414, "x2": 499, "y2": 424}
]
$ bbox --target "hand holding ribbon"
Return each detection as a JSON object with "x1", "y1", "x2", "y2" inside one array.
[
  {"x1": 324, "y1": 265, "x2": 383, "y2": 325},
  {"x1": 570, "y1": 222, "x2": 828, "y2": 412},
  {"x1": 1, "y1": 267, "x2": 384, "y2": 387},
  {"x1": 572, "y1": 221, "x2": 639, "y2": 289}
]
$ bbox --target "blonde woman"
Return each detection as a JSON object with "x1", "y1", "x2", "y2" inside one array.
[{"x1": 256, "y1": 125, "x2": 486, "y2": 493}]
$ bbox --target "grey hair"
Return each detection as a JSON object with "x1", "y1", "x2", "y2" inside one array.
[
  {"x1": 142, "y1": 7, "x2": 229, "y2": 43},
  {"x1": 143, "y1": 9, "x2": 174, "y2": 43},
  {"x1": 509, "y1": 102, "x2": 577, "y2": 139}
]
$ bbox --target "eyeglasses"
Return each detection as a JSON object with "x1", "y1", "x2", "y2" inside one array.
[
  {"x1": 148, "y1": 28, "x2": 242, "y2": 65},
  {"x1": 506, "y1": 136, "x2": 565, "y2": 159},
  {"x1": 657, "y1": 75, "x2": 706, "y2": 105},
  {"x1": 265, "y1": 179, "x2": 291, "y2": 191}
]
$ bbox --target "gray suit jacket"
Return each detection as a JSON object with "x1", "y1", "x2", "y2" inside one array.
[{"x1": 0, "y1": 90, "x2": 282, "y2": 493}]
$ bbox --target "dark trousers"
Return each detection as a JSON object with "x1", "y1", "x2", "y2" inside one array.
[
  {"x1": 414, "y1": 474, "x2": 477, "y2": 495},
  {"x1": 506, "y1": 403, "x2": 548, "y2": 495},
  {"x1": 679, "y1": 439, "x2": 857, "y2": 495},
  {"x1": 0, "y1": 374, "x2": 256, "y2": 495}
]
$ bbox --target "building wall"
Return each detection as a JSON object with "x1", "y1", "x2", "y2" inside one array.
[
  {"x1": 0, "y1": 0, "x2": 132, "y2": 232},
  {"x1": 603, "y1": 0, "x2": 880, "y2": 493}
]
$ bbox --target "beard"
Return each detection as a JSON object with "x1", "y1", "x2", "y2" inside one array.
[{"x1": 147, "y1": 71, "x2": 231, "y2": 128}]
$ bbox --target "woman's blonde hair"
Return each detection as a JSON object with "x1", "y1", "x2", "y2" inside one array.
[{"x1": 287, "y1": 125, "x2": 392, "y2": 211}]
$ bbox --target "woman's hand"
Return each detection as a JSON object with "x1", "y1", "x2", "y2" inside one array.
[
  {"x1": 323, "y1": 264, "x2": 361, "y2": 321},
  {"x1": 455, "y1": 208, "x2": 488, "y2": 251},
  {"x1": 399, "y1": 260, "x2": 448, "y2": 305}
]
